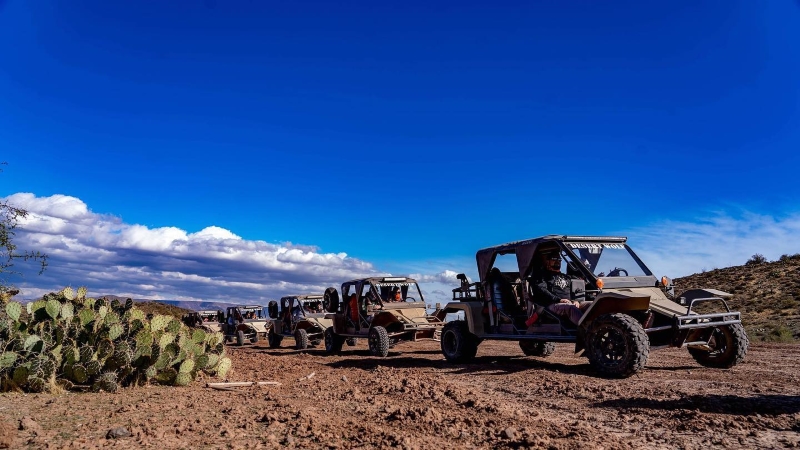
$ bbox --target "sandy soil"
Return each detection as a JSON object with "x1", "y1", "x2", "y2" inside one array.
[{"x1": 1, "y1": 340, "x2": 799, "y2": 449}]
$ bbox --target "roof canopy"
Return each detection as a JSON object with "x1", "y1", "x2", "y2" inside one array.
[{"x1": 475, "y1": 235, "x2": 627, "y2": 282}]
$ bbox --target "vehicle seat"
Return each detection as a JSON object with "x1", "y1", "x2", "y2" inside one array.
[{"x1": 488, "y1": 268, "x2": 522, "y2": 316}]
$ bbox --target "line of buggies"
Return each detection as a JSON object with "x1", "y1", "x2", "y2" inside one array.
[
  {"x1": 183, "y1": 235, "x2": 749, "y2": 378},
  {"x1": 182, "y1": 276, "x2": 446, "y2": 357}
]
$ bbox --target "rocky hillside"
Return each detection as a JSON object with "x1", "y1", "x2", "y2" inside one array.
[
  {"x1": 97, "y1": 295, "x2": 193, "y2": 319},
  {"x1": 675, "y1": 253, "x2": 800, "y2": 342}
]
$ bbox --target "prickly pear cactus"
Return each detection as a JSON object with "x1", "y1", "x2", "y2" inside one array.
[{"x1": 0, "y1": 287, "x2": 232, "y2": 393}]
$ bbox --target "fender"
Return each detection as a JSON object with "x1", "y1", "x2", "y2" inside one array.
[
  {"x1": 441, "y1": 301, "x2": 484, "y2": 335},
  {"x1": 578, "y1": 291, "x2": 651, "y2": 327}
]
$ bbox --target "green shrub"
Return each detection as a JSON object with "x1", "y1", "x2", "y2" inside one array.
[{"x1": 746, "y1": 254, "x2": 768, "y2": 265}]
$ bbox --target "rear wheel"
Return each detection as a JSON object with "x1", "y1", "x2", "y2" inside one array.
[
  {"x1": 250, "y1": 331, "x2": 259, "y2": 344},
  {"x1": 236, "y1": 330, "x2": 245, "y2": 347},
  {"x1": 324, "y1": 327, "x2": 344, "y2": 354},
  {"x1": 294, "y1": 328, "x2": 309, "y2": 350},
  {"x1": 345, "y1": 337, "x2": 358, "y2": 347},
  {"x1": 267, "y1": 329, "x2": 283, "y2": 348},
  {"x1": 368, "y1": 326, "x2": 390, "y2": 357},
  {"x1": 440, "y1": 321, "x2": 478, "y2": 363},
  {"x1": 519, "y1": 340, "x2": 555, "y2": 357},
  {"x1": 688, "y1": 323, "x2": 748, "y2": 368},
  {"x1": 586, "y1": 313, "x2": 649, "y2": 378}
]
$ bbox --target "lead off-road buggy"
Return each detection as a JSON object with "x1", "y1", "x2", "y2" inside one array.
[
  {"x1": 322, "y1": 277, "x2": 446, "y2": 357},
  {"x1": 440, "y1": 235, "x2": 748, "y2": 377},
  {"x1": 266, "y1": 294, "x2": 332, "y2": 350},
  {"x1": 222, "y1": 305, "x2": 270, "y2": 346},
  {"x1": 182, "y1": 310, "x2": 224, "y2": 333}
]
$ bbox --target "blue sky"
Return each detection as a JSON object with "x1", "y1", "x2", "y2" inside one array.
[{"x1": 2, "y1": 1, "x2": 799, "y2": 304}]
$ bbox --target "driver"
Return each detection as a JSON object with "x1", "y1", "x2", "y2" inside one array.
[
  {"x1": 391, "y1": 286, "x2": 402, "y2": 302},
  {"x1": 530, "y1": 249, "x2": 591, "y2": 325}
]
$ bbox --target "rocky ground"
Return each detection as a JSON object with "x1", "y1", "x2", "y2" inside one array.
[{"x1": 1, "y1": 339, "x2": 798, "y2": 449}]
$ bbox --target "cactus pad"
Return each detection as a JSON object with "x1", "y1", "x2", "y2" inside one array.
[
  {"x1": 86, "y1": 359, "x2": 101, "y2": 376},
  {"x1": 79, "y1": 345, "x2": 94, "y2": 363},
  {"x1": 178, "y1": 359, "x2": 194, "y2": 374},
  {"x1": 175, "y1": 372, "x2": 192, "y2": 386},
  {"x1": 61, "y1": 287, "x2": 75, "y2": 301},
  {"x1": 60, "y1": 302, "x2": 74, "y2": 321},
  {"x1": 78, "y1": 308, "x2": 95, "y2": 327},
  {"x1": 158, "y1": 333, "x2": 175, "y2": 350},
  {"x1": 108, "y1": 323, "x2": 124, "y2": 341},
  {"x1": 215, "y1": 357, "x2": 232, "y2": 378},
  {"x1": 150, "y1": 315, "x2": 170, "y2": 332},
  {"x1": 5, "y1": 301, "x2": 22, "y2": 321},
  {"x1": 76, "y1": 286, "x2": 87, "y2": 300},
  {"x1": 166, "y1": 319, "x2": 181, "y2": 334},
  {"x1": 72, "y1": 364, "x2": 89, "y2": 384},
  {"x1": 155, "y1": 368, "x2": 177, "y2": 385},
  {"x1": 45, "y1": 299, "x2": 61, "y2": 319},
  {"x1": 0, "y1": 352, "x2": 18, "y2": 369},
  {"x1": 24, "y1": 335, "x2": 44, "y2": 353}
]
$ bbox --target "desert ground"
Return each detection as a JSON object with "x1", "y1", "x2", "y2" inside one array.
[{"x1": 1, "y1": 339, "x2": 799, "y2": 449}]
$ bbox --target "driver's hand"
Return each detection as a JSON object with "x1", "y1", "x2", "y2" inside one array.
[
  {"x1": 572, "y1": 301, "x2": 580, "y2": 308},
  {"x1": 559, "y1": 299, "x2": 571, "y2": 304}
]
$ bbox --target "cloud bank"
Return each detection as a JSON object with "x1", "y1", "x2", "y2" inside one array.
[
  {"x1": 5, "y1": 193, "x2": 799, "y2": 305},
  {"x1": 629, "y1": 211, "x2": 800, "y2": 277},
  {"x1": 5, "y1": 193, "x2": 383, "y2": 302}
]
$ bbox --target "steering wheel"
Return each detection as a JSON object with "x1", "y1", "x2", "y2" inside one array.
[
  {"x1": 404, "y1": 297, "x2": 417, "y2": 303},
  {"x1": 607, "y1": 267, "x2": 629, "y2": 277}
]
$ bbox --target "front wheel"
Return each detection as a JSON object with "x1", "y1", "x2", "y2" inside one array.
[
  {"x1": 324, "y1": 327, "x2": 344, "y2": 354},
  {"x1": 267, "y1": 329, "x2": 283, "y2": 348},
  {"x1": 440, "y1": 321, "x2": 478, "y2": 363},
  {"x1": 294, "y1": 328, "x2": 309, "y2": 350},
  {"x1": 368, "y1": 326, "x2": 389, "y2": 357},
  {"x1": 519, "y1": 340, "x2": 555, "y2": 357},
  {"x1": 585, "y1": 313, "x2": 649, "y2": 378},
  {"x1": 688, "y1": 323, "x2": 748, "y2": 369},
  {"x1": 236, "y1": 330, "x2": 245, "y2": 346},
  {"x1": 250, "y1": 331, "x2": 259, "y2": 344}
]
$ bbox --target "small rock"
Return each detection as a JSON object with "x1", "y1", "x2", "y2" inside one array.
[
  {"x1": 502, "y1": 427, "x2": 517, "y2": 440},
  {"x1": 19, "y1": 417, "x2": 42, "y2": 435},
  {"x1": 106, "y1": 427, "x2": 132, "y2": 439},
  {"x1": 341, "y1": 375, "x2": 348, "y2": 383}
]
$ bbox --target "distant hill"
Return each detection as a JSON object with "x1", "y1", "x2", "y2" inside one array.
[
  {"x1": 675, "y1": 254, "x2": 800, "y2": 342},
  {"x1": 134, "y1": 301, "x2": 194, "y2": 319},
  {"x1": 96, "y1": 295, "x2": 237, "y2": 313}
]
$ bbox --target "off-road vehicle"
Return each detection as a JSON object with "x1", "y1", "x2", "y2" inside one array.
[
  {"x1": 440, "y1": 235, "x2": 748, "y2": 377},
  {"x1": 322, "y1": 277, "x2": 445, "y2": 357},
  {"x1": 182, "y1": 310, "x2": 224, "y2": 333},
  {"x1": 266, "y1": 294, "x2": 333, "y2": 350},
  {"x1": 222, "y1": 305, "x2": 270, "y2": 346}
]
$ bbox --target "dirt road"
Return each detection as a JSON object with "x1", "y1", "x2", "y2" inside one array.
[{"x1": 2, "y1": 340, "x2": 799, "y2": 449}]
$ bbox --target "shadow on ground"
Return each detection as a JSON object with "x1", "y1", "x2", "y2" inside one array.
[{"x1": 595, "y1": 394, "x2": 800, "y2": 416}]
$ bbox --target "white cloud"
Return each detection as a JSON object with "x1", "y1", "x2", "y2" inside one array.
[
  {"x1": 7, "y1": 193, "x2": 798, "y2": 306},
  {"x1": 408, "y1": 269, "x2": 464, "y2": 285},
  {"x1": 4, "y1": 193, "x2": 381, "y2": 302},
  {"x1": 628, "y1": 211, "x2": 800, "y2": 277}
]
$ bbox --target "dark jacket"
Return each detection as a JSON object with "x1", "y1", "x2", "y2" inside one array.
[{"x1": 530, "y1": 269, "x2": 574, "y2": 306}]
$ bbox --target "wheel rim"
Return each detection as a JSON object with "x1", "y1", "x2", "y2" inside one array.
[
  {"x1": 707, "y1": 327, "x2": 727, "y2": 357},
  {"x1": 591, "y1": 326, "x2": 629, "y2": 366}
]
